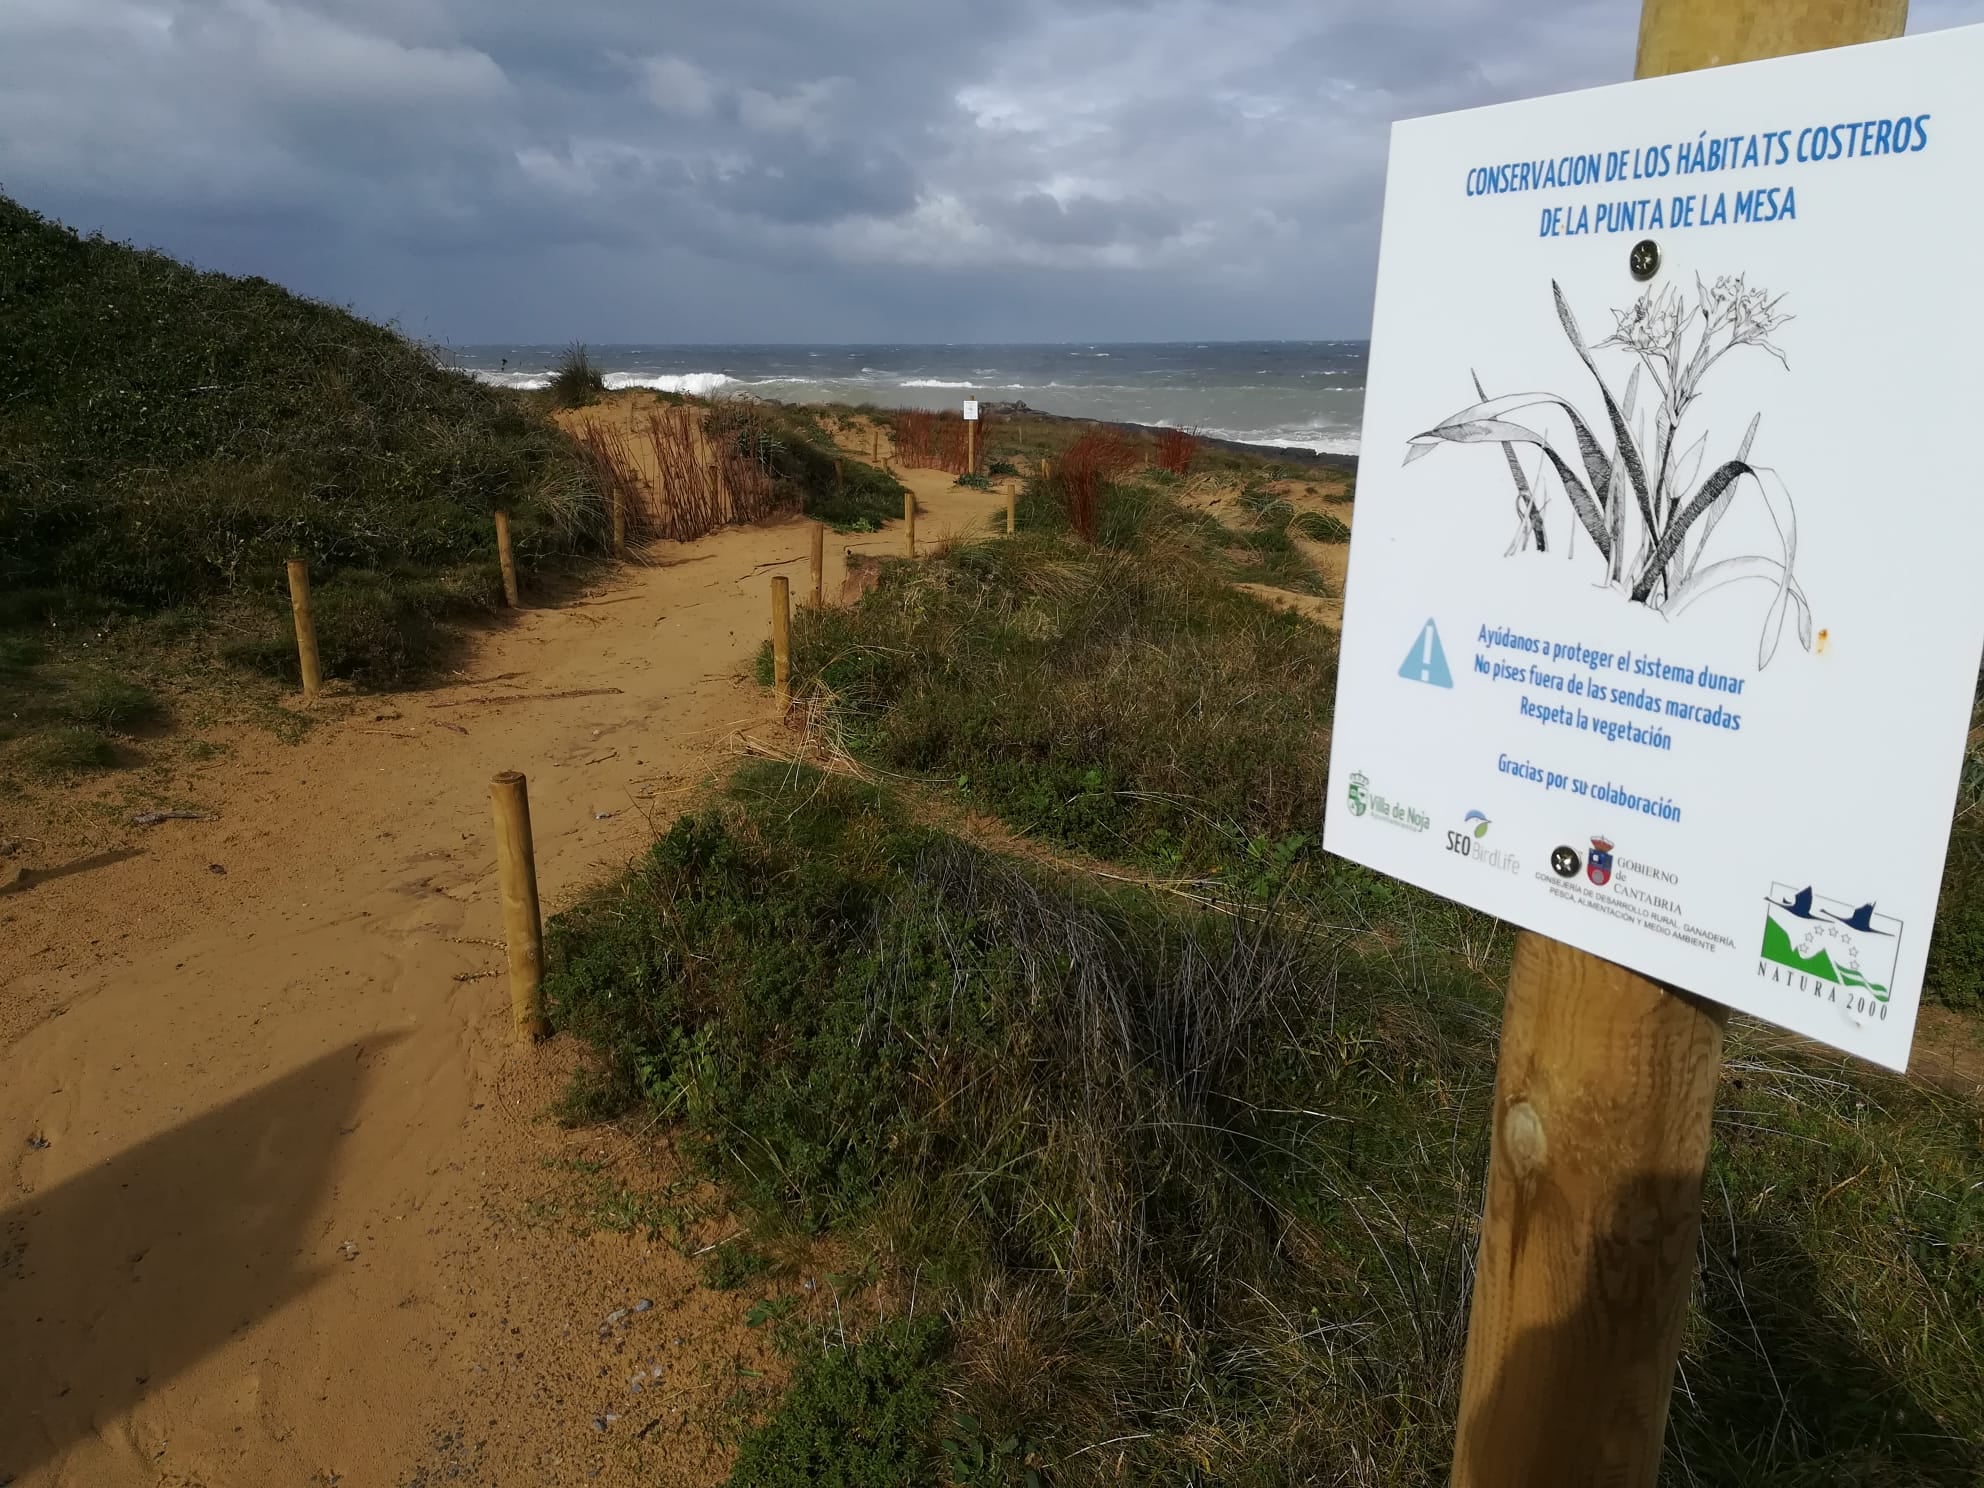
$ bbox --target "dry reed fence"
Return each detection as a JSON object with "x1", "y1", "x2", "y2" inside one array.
[
  {"x1": 890, "y1": 408, "x2": 974, "y2": 475},
  {"x1": 575, "y1": 403, "x2": 794, "y2": 543}
]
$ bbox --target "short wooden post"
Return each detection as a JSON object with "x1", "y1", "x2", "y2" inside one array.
[
  {"x1": 770, "y1": 575, "x2": 792, "y2": 714},
  {"x1": 488, "y1": 771, "x2": 549, "y2": 1043},
  {"x1": 610, "y1": 483, "x2": 627, "y2": 558},
  {"x1": 1005, "y1": 485, "x2": 1016, "y2": 536},
  {"x1": 966, "y1": 416, "x2": 977, "y2": 475},
  {"x1": 1449, "y1": 3, "x2": 1904, "y2": 1486},
  {"x1": 285, "y1": 558, "x2": 322, "y2": 701},
  {"x1": 809, "y1": 522, "x2": 825, "y2": 607},
  {"x1": 903, "y1": 491, "x2": 916, "y2": 557},
  {"x1": 494, "y1": 510, "x2": 520, "y2": 607}
]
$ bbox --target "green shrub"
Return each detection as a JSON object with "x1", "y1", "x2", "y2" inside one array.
[
  {"x1": 64, "y1": 674, "x2": 162, "y2": 732},
  {"x1": 987, "y1": 459, "x2": 1018, "y2": 478},
  {"x1": 726, "y1": 1316, "x2": 948, "y2": 1488},
  {"x1": 703, "y1": 1242, "x2": 774, "y2": 1291},
  {"x1": 18, "y1": 724, "x2": 117, "y2": 775},
  {"x1": 955, "y1": 472, "x2": 992, "y2": 490}
]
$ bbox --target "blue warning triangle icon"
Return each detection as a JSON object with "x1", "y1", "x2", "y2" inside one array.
[{"x1": 1398, "y1": 619, "x2": 1453, "y2": 688}]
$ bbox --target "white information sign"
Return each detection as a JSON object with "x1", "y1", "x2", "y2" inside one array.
[
  {"x1": 1326, "y1": 29, "x2": 1984, "y2": 1071},
  {"x1": 962, "y1": 398, "x2": 980, "y2": 421}
]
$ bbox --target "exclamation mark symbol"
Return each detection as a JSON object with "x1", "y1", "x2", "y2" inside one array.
[{"x1": 1398, "y1": 619, "x2": 1453, "y2": 688}]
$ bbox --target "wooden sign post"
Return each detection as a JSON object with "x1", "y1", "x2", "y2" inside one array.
[
  {"x1": 809, "y1": 521, "x2": 825, "y2": 608},
  {"x1": 963, "y1": 395, "x2": 979, "y2": 474},
  {"x1": 1448, "y1": 3, "x2": 1908, "y2": 1485}
]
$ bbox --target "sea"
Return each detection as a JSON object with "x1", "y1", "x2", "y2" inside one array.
[{"x1": 448, "y1": 342, "x2": 1368, "y2": 457}]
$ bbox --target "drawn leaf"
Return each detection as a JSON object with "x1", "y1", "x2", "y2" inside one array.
[
  {"x1": 1686, "y1": 412, "x2": 1759, "y2": 579},
  {"x1": 1667, "y1": 556, "x2": 1813, "y2": 666},
  {"x1": 1475, "y1": 370, "x2": 1546, "y2": 553},
  {"x1": 1671, "y1": 432, "x2": 1707, "y2": 511},
  {"x1": 1555, "y1": 280, "x2": 1654, "y2": 537},
  {"x1": 1406, "y1": 392, "x2": 1610, "y2": 559},
  {"x1": 1632, "y1": 459, "x2": 1755, "y2": 602}
]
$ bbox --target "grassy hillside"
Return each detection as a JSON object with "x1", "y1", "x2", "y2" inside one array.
[{"x1": 0, "y1": 194, "x2": 608, "y2": 773}]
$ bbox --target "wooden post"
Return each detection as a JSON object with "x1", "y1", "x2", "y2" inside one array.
[
  {"x1": 770, "y1": 575, "x2": 792, "y2": 715},
  {"x1": 494, "y1": 510, "x2": 520, "y2": 607},
  {"x1": 488, "y1": 771, "x2": 549, "y2": 1043},
  {"x1": 904, "y1": 491, "x2": 916, "y2": 557},
  {"x1": 285, "y1": 558, "x2": 322, "y2": 701},
  {"x1": 966, "y1": 414, "x2": 977, "y2": 475},
  {"x1": 1450, "y1": 939, "x2": 1726, "y2": 1487},
  {"x1": 1449, "y1": 5, "x2": 1904, "y2": 1486},
  {"x1": 1634, "y1": 0, "x2": 1903, "y2": 73},
  {"x1": 809, "y1": 522, "x2": 825, "y2": 607},
  {"x1": 1005, "y1": 485, "x2": 1016, "y2": 536}
]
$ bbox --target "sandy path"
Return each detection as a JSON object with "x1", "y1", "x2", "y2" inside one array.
[{"x1": 1, "y1": 482, "x2": 1008, "y2": 1488}]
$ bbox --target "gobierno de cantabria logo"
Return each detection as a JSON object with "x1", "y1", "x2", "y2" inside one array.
[{"x1": 1757, "y1": 883, "x2": 1901, "y2": 1019}]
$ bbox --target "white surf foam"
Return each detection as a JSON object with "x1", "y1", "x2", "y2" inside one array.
[
  {"x1": 603, "y1": 372, "x2": 735, "y2": 395},
  {"x1": 1198, "y1": 425, "x2": 1361, "y2": 457}
]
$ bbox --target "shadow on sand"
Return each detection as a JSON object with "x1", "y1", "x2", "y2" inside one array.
[{"x1": 0, "y1": 1038, "x2": 397, "y2": 1475}]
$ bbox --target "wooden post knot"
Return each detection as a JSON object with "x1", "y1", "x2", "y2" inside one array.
[{"x1": 1502, "y1": 1100, "x2": 1547, "y2": 1179}]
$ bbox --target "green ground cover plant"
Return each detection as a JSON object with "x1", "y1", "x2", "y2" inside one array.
[
  {"x1": 788, "y1": 481, "x2": 1334, "y2": 874},
  {"x1": 548, "y1": 763, "x2": 1982, "y2": 1486}
]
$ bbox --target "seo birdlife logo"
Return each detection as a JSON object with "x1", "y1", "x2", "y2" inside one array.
[{"x1": 1445, "y1": 810, "x2": 1518, "y2": 873}]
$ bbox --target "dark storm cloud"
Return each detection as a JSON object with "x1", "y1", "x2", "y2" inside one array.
[{"x1": 2, "y1": 0, "x2": 1981, "y2": 342}]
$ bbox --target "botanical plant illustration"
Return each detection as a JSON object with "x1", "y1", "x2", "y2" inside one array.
[{"x1": 1404, "y1": 276, "x2": 1811, "y2": 667}]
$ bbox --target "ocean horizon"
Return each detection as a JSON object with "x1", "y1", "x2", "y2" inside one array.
[{"x1": 449, "y1": 341, "x2": 1368, "y2": 457}]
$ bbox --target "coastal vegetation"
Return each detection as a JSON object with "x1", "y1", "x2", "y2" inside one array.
[
  {"x1": 0, "y1": 198, "x2": 903, "y2": 784},
  {"x1": 549, "y1": 460, "x2": 1983, "y2": 1485},
  {"x1": 0, "y1": 193, "x2": 613, "y2": 776},
  {"x1": 6, "y1": 189, "x2": 1977, "y2": 1479},
  {"x1": 549, "y1": 342, "x2": 609, "y2": 408}
]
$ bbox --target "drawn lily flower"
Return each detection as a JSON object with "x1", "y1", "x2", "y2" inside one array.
[{"x1": 1405, "y1": 278, "x2": 1811, "y2": 669}]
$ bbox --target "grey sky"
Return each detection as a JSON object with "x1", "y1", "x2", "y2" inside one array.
[{"x1": 3, "y1": 0, "x2": 1980, "y2": 343}]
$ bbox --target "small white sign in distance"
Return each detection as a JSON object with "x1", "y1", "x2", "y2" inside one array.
[
  {"x1": 1325, "y1": 27, "x2": 1984, "y2": 1071},
  {"x1": 962, "y1": 399, "x2": 980, "y2": 421}
]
